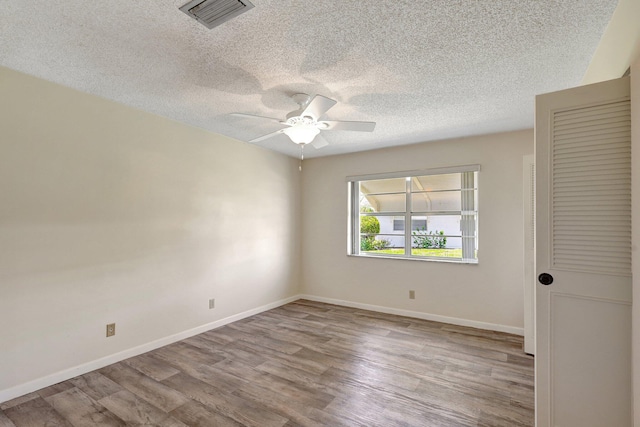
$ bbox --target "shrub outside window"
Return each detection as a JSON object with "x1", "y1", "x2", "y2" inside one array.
[{"x1": 348, "y1": 166, "x2": 479, "y2": 263}]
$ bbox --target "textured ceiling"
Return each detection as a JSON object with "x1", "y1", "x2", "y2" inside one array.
[{"x1": 0, "y1": 0, "x2": 618, "y2": 158}]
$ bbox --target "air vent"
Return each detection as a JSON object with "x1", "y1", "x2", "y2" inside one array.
[{"x1": 179, "y1": 0, "x2": 254, "y2": 30}]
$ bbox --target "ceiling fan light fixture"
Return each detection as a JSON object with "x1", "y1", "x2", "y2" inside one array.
[{"x1": 282, "y1": 125, "x2": 320, "y2": 145}]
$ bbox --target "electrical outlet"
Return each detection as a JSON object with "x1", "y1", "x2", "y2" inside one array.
[
  {"x1": 106, "y1": 323, "x2": 116, "y2": 337},
  {"x1": 409, "y1": 290, "x2": 415, "y2": 299},
  {"x1": 209, "y1": 298, "x2": 215, "y2": 309}
]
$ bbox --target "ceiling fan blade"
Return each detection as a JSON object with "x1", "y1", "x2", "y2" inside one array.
[
  {"x1": 322, "y1": 120, "x2": 376, "y2": 132},
  {"x1": 249, "y1": 129, "x2": 285, "y2": 143},
  {"x1": 301, "y1": 95, "x2": 337, "y2": 119},
  {"x1": 311, "y1": 133, "x2": 329, "y2": 149},
  {"x1": 230, "y1": 113, "x2": 283, "y2": 124}
]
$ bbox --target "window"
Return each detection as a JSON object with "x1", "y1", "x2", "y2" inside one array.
[{"x1": 348, "y1": 165, "x2": 479, "y2": 263}]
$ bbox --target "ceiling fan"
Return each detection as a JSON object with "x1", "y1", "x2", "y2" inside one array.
[{"x1": 232, "y1": 93, "x2": 376, "y2": 152}]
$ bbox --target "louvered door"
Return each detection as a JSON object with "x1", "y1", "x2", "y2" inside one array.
[{"x1": 535, "y1": 77, "x2": 631, "y2": 426}]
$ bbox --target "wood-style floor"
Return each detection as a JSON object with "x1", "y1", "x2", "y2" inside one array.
[{"x1": 0, "y1": 300, "x2": 534, "y2": 427}]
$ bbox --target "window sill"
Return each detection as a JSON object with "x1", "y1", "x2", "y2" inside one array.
[{"x1": 347, "y1": 253, "x2": 478, "y2": 264}]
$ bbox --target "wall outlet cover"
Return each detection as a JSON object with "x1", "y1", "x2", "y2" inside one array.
[{"x1": 106, "y1": 323, "x2": 116, "y2": 337}]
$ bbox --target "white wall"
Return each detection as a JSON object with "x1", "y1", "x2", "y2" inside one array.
[
  {"x1": 0, "y1": 67, "x2": 302, "y2": 400},
  {"x1": 301, "y1": 130, "x2": 533, "y2": 331}
]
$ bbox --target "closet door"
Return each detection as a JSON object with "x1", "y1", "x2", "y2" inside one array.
[{"x1": 535, "y1": 77, "x2": 631, "y2": 426}]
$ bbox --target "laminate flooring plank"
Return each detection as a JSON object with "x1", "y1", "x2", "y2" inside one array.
[
  {"x1": 99, "y1": 363, "x2": 190, "y2": 413},
  {"x1": 425, "y1": 341, "x2": 521, "y2": 373},
  {"x1": 0, "y1": 412, "x2": 16, "y2": 427},
  {"x1": 277, "y1": 302, "x2": 332, "y2": 316},
  {"x1": 257, "y1": 311, "x2": 328, "y2": 330},
  {"x1": 123, "y1": 353, "x2": 181, "y2": 381},
  {"x1": 254, "y1": 359, "x2": 345, "y2": 398},
  {"x1": 328, "y1": 359, "x2": 422, "y2": 392},
  {"x1": 477, "y1": 409, "x2": 535, "y2": 427},
  {"x1": 223, "y1": 324, "x2": 304, "y2": 355},
  {"x1": 414, "y1": 369, "x2": 516, "y2": 405},
  {"x1": 44, "y1": 387, "x2": 125, "y2": 427},
  {"x1": 406, "y1": 319, "x2": 448, "y2": 334},
  {"x1": 415, "y1": 376, "x2": 514, "y2": 421},
  {"x1": 230, "y1": 319, "x2": 334, "y2": 347},
  {"x1": 321, "y1": 393, "x2": 399, "y2": 427},
  {"x1": 69, "y1": 371, "x2": 124, "y2": 401},
  {"x1": 215, "y1": 359, "x2": 335, "y2": 410},
  {"x1": 3, "y1": 396, "x2": 72, "y2": 427},
  {"x1": 35, "y1": 382, "x2": 75, "y2": 399},
  {"x1": 181, "y1": 335, "x2": 266, "y2": 368},
  {"x1": 0, "y1": 393, "x2": 39, "y2": 411},
  {"x1": 285, "y1": 346, "x2": 358, "y2": 375},
  {"x1": 169, "y1": 400, "x2": 245, "y2": 427},
  {"x1": 256, "y1": 311, "x2": 329, "y2": 331},
  {"x1": 447, "y1": 332, "x2": 527, "y2": 356},
  {"x1": 331, "y1": 371, "x2": 474, "y2": 427},
  {"x1": 385, "y1": 328, "x2": 441, "y2": 346},
  {"x1": 313, "y1": 336, "x2": 440, "y2": 375},
  {"x1": 491, "y1": 364, "x2": 535, "y2": 386},
  {"x1": 232, "y1": 341, "x2": 331, "y2": 376},
  {"x1": 162, "y1": 372, "x2": 289, "y2": 427},
  {"x1": 323, "y1": 327, "x2": 421, "y2": 351},
  {"x1": 197, "y1": 328, "x2": 237, "y2": 346},
  {"x1": 97, "y1": 390, "x2": 187, "y2": 427},
  {"x1": 229, "y1": 386, "x2": 327, "y2": 427},
  {"x1": 386, "y1": 380, "x2": 484, "y2": 426},
  {"x1": 149, "y1": 346, "x2": 249, "y2": 392},
  {"x1": 382, "y1": 401, "x2": 477, "y2": 427},
  {"x1": 351, "y1": 314, "x2": 413, "y2": 331},
  {"x1": 160, "y1": 341, "x2": 227, "y2": 366},
  {"x1": 321, "y1": 318, "x2": 393, "y2": 338},
  {"x1": 309, "y1": 340, "x2": 436, "y2": 390},
  {"x1": 360, "y1": 348, "x2": 448, "y2": 378},
  {"x1": 264, "y1": 323, "x2": 335, "y2": 347}
]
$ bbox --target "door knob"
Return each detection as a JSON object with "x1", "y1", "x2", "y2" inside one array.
[{"x1": 538, "y1": 273, "x2": 553, "y2": 286}]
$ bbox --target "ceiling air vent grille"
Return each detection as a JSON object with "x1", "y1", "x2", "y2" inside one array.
[{"x1": 179, "y1": 0, "x2": 254, "y2": 30}]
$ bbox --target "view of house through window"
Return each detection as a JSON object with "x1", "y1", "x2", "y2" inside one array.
[{"x1": 349, "y1": 167, "x2": 479, "y2": 263}]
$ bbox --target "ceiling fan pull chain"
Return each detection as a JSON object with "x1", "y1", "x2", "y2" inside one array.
[{"x1": 299, "y1": 144, "x2": 304, "y2": 172}]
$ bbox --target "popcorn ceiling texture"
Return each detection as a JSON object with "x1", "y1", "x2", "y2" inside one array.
[{"x1": 0, "y1": 0, "x2": 617, "y2": 158}]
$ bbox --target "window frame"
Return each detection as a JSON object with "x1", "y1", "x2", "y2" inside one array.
[{"x1": 347, "y1": 165, "x2": 480, "y2": 263}]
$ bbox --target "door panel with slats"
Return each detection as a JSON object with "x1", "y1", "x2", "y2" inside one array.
[
  {"x1": 551, "y1": 101, "x2": 631, "y2": 276},
  {"x1": 535, "y1": 77, "x2": 631, "y2": 427}
]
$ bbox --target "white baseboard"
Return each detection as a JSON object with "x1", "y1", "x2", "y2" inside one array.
[
  {"x1": 1, "y1": 293, "x2": 523, "y2": 404},
  {"x1": 298, "y1": 294, "x2": 525, "y2": 336},
  {"x1": 0, "y1": 294, "x2": 300, "y2": 404}
]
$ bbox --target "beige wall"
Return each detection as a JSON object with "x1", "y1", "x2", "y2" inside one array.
[
  {"x1": 0, "y1": 67, "x2": 302, "y2": 398},
  {"x1": 581, "y1": 0, "x2": 640, "y2": 85},
  {"x1": 301, "y1": 130, "x2": 533, "y2": 331}
]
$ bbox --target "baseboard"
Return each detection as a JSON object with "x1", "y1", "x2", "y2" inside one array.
[
  {"x1": 0, "y1": 294, "x2": 300, "y2": 404},
  {"x1": 298, "y1": 294, "x2": 525, "y2": 336}
]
